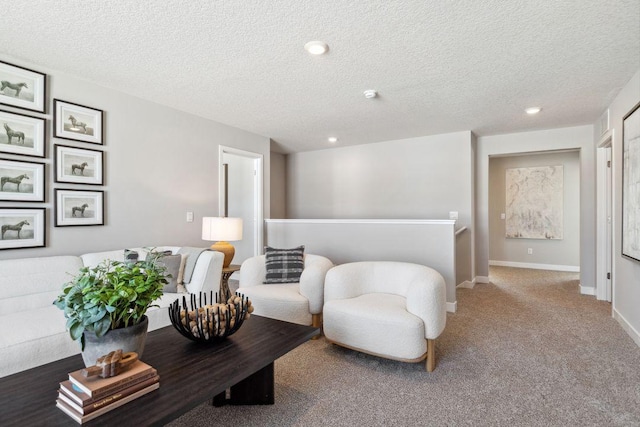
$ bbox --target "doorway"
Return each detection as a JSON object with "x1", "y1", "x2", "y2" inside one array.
[
  {"x1": 596, "y1": 132, "x2": 613, "y2": 302},
  {"x1": 219, "y1": 146, "x2": 264, "y2": 265}
]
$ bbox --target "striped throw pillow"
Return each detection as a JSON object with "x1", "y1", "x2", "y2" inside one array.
[{"x1": 263, "y1": 246, "x2": 305, "y2": 284}]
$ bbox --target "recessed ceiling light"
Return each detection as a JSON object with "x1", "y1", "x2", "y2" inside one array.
[
  {"x1": 305, "y1": 41, "x2": 329, "y2": 55},
  {"x1": 525, "y1": 107, "x2": 542, "y2": 115},
  {"x1": 328, "y1": 137, "x2": 338, "y2": 143},
  {"x1": 363, "y1": 89, "x2": 378, "y2": 99}
]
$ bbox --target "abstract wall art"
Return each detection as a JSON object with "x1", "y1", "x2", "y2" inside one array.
[{"x1": 505, "y1": 165, "x2": 564, "y2": 240}]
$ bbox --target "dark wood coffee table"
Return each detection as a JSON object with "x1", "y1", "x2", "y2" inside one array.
[{"x1": 0, "y1": 315, "x2": 319, "y2": 426}]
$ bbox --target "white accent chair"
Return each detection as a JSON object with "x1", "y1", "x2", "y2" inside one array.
[
  {"x1": 323, "y1": 261, "x2": 447, "y2": 372},
  {"x1": 236, "y1": 254, "x2": 334, "y2": 327}
]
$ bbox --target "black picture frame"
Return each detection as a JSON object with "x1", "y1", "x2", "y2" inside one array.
[
  {"x1": 54, "y1": 144, "x2": 104, "y2": 186},
  {"x1": 54, "y1": 189, "x2": 104, "y2": 227},
  {"x1": 622, "y1": 101, "x2": 640, "y2": 263},
  {"x1": 0, "y1": 158, "x2": 45, "y2": 202},
  {"x1": 0, "y1": 60, "x2": 46, "y2": 113},
  {"x1": 53, "y1": 99, "x2": 103, "y2": 145},
  {"x1": 0, "y1": 109, "x2": 46, "y2": 158},
  {"x1": 0, "y1": 207, "x2": 46, "y2": 250}
]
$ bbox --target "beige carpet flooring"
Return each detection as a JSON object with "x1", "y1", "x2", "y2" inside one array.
[{"x1": 169, "y1": 267, "x2": 640, "y2": 426}]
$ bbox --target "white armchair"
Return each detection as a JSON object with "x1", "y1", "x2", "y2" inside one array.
[
  {"x1": 323, "y1": 261, "x2": 446, "y2": 371},
  {"x1": 237, "y1": 254, "x2": 333, "y2": 327}
]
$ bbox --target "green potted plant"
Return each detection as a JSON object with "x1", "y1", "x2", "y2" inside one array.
[{"x1": 54, "y1": 253, "x2": 168, "y2": 366}]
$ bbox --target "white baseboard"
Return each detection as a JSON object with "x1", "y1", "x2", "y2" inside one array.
[
  {"x1": 613, "y1": 308, "x2": 640, "y2": 348},
  {"x1": 446, "y1": 301, "x2": 457, "y2": 313},
  {"x1": 475, "y1": 276, "x2": 490, "y2": 284},
  {"x1": 579, "y1": 285, "x2": 595, "y2": 296},
  {"x1": 489, "y1": 260, "x2": 580, "y2": 272},
  {"x1": 457, "y1": 280, "x2": 475, "y2": 289}
]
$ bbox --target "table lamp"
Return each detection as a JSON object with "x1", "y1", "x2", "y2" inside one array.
[{"x1": 202, "y1": 217, "x2": 243, "y2": 268}]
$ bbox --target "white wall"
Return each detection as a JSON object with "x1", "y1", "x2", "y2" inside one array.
[
  {"x1": 286, "y1": 131, "x2": 475, "y2": 283},
  {"x1": 476, "y1": 125, "x2": 595, "y2": 287},
  {"x1": 601, "y1": 69, "x2": 640, "y2": 346},
  {"x1": 0, "y1": 56, "x2": 271, "y2": 260},
  {"x1": 489, "y1": 151, "x2": 581, "y2": 268}
]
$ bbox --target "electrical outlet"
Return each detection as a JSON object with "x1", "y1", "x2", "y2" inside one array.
[
  {"x1": 186, "y1": 211, "x2": 194, "y2": 223},
  {"x1": 500, "y1": 213, "x2": 506, "y2": 220},
  {"x1": 527, "y1": 248, "x2": 533, "y2": 255}
]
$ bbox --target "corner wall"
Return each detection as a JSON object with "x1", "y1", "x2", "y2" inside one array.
[{"x1": 0, "y1": 55, "x2": 271, "y2": 260}]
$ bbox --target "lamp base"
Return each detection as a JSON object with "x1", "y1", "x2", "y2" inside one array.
[{"x1": 210, "y1": 241, "x2": 235, "y2": 268}]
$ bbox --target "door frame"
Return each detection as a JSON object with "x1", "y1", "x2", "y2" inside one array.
[
  {"x1": 596, "y1": 130, "x2": 613, "y2": 302},
  {"x1": 218, "y1": 145, "x2": 264, "y2": 257}
]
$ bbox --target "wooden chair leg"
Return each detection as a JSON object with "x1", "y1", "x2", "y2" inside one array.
[
  {"x1": 426, "y1": 339, "x2": 436, "y2": 372},
  {"x1": 311, "y1": 313, "x2": 322, "y2": 340}
]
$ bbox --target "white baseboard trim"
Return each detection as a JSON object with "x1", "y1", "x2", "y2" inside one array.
[
  {"x1": 457, "y1": 280, "x2": 475, "y2": 289},
  {"x1": 446, "y1": 301, "x2": 457, "y2": 313},
  {"x1": 579, "y1": 285, "x2": 595, "y2": 296},
  {"x1": 613, "y1": 308, "x2": 640, "y2": 348},
  {"x1": 489, "y1": 260, "x2": 580, "y2": 272},
  {"x1": 475, "y1": 276, "x2": 490, "y2": 284}
]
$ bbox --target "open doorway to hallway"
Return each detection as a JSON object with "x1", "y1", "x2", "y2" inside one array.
[
  {"x1": 488, "y1": 150, "x2": 581, "y2": 281},
  {"x1": 219, "y1": 146, "x2": 264, "y2": 266}
]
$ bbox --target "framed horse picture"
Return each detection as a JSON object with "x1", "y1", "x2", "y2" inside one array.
[
  {"x1": 55, "y1": 189, "x2": 104, "y2": 227},
  {"x1": 53, "y1": 99, "x2": 103, "y2": 145},
  {"x1": 0, "y1": 60, "x2": 46, "y2": 113},
  {"x1": 0, "y1": 158, "x2": 45, "y2": 202},
  {"x1": 0, "y1": 207, "x2": 46, "y2": 250},
  {"x1": 0, "y1": 109, "x2": 46, "y2": 158},
  {"x1": 54, "y1": 145, "x2": 104, "y2": 185}
]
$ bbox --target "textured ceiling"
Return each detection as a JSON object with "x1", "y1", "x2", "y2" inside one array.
[{"x1": 1, "y1": 1, "x2": 639, "y2": 153}]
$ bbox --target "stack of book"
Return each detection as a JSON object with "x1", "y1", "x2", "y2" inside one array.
[{"x1": 56, "y1": 360, "x2": 159, "y2": 424}]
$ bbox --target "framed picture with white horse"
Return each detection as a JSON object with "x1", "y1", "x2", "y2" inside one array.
[
  {"x1": 55, "y1": 189, "x2": 104, "y2": 227},
  {"x1": 0, "y1": 60, "x2": 46, "y2": 113},
  {"x1": 54, "y1": 145, "x2": 104, "y2": 185},
  {"x1": 53, "y1": 99, "x2": 103, "y2": 145},
  {"x1": 0, "y1": 109, "x2": 46, "y2": 158},
  {"x1": 0, "y1": 208, "x2": 45, "y2": 250},
  {"x1": 0, "y1": 158, "x2": 45, "y2": 202}
]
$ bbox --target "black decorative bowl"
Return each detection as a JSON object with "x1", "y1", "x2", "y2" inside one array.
[{"x1": 168, "y1": 291, "x2": 253, "y2": 342}]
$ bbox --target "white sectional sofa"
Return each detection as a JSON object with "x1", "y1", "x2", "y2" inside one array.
[{"x1": 0, "y1": 246, "x2": 223, "y2": 378}]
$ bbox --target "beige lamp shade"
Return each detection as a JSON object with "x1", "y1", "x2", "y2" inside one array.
[{"x1": 202, "y1": 217, "x2": 243, "y2": 267}]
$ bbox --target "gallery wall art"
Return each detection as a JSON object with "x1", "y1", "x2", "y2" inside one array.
[
  {"x1": 0, "y1": 207, "x2": 45, "y2": 250},
  {"x1": 622, "y1": 101, "x2": 640, "y2": 262},
  {"x1": 0, "y1": 109, "x2": 46, "y2": 157},
  {"x1": 0, "y1": 158, "x2": 45, "y2": 202},
  {"x1": 0, "y1": 60, "x2": 46, "y2": 113},
  {"x1": 53, "y1": 99, "x2": 103, "y2": 145},
  {"x1": 54, "y1": 144, "x2": 104, "y2": 185},
  {"x1": 55, "y1": 189, "x2": 104, "y2": 227},
  {"x1": 505, "y1": 165, "x2": 564, "y2": 240}
]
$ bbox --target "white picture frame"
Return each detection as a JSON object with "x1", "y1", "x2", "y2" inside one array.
[
  {"x1": 54, "y1": 144, "x2": 104, "y2": 185},
  {"x1": 0, "y1": 207, "x2": 46, "y2": 250},
  {"x1": 0, "y1": 109, "x2": 46, "y2": 158},
  {"x1": 0, "y1": 60, "x2": 46, "y2": 113},
  {"x1": 54, "y1": 99, "x2": 103, "y2": 145},
  {"x1": 55, "y1": 189, "x2": 104, "y2": 227}
]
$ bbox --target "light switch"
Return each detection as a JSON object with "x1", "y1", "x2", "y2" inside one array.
[
  {"x1": 186, "y1": 211, "x2": 194, "y2": 223},
  {"x1": 500, "y1": 213, "x2": 506, "y2": 220},
  {"x1": 449, "y1": 211, "x2": 458, "y2": 220}
]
